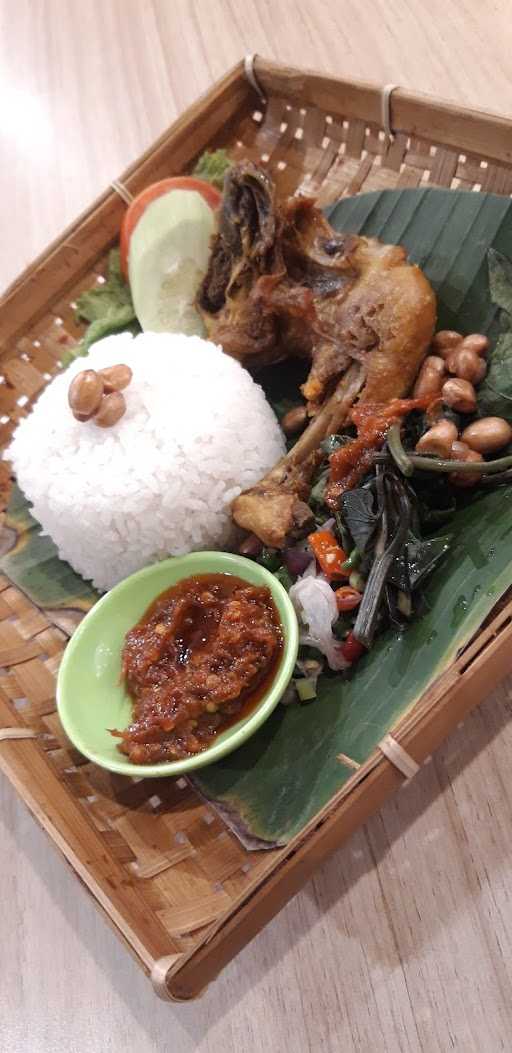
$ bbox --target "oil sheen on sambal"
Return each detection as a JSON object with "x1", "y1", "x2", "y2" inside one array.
[{"x1": 117, "y1": 573, "x2": 283, "y2": 764}]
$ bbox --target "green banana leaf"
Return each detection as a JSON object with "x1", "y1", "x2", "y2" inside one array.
[
  {"x1": 194, "y1": 188, "x2": 512, "y2": 844},
  {"x1": 0, "y1": 484, "x2": 97, "y2": 633}
]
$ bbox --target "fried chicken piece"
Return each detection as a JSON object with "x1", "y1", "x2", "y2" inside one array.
[
  {"x1": 200, "y1": 163, "x2": 286, "y2": 369},
  {"x1": 280, "y1": 196, "x2": 436, "y2": 411},
  {"x1": 198, "y1": 164, "x2": 436, "y2": 547},
  {"x1": 200, "y1": 171, "x2": 435, "y2": 410},
  {"x1": 232, "y1": 365, "x2": 364, "y2": 548}
]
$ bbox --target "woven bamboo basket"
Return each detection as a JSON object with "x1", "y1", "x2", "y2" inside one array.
[{"x1": 1, "y1": 56, "x2": 512, "y2": 1001}]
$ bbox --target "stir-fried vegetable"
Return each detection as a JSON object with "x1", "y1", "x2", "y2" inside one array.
[
  {"x1": 296, "y1": 678, "x2": 318, "y2": 702},
  {"x1": 341, "y1": 632, "x2": 367, "y2": 664},
  {"x1": 351, "y1": 470, "x2": 412, "y2": 648},
  {"x1": 283, "y1": 547, "x2": 313, "y2": 577},
  {"x1": 307, "y1": 529, "x2": 348, "y2": 581},
  {"x1": 289, "y1": 565, "x2": 349, "y2": 671},
  {"x1": 341, "y1": 547, "x2": 361, "y2": 571},
  {"x1": 335, "y1": 586, "x2": 362, "y2": 612}
]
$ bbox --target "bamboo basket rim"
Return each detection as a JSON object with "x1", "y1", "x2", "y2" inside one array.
[{"x1": 253, "y1": 56, "x2": 512, "y2": 161}]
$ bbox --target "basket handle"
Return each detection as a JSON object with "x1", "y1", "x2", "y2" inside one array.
[
  {"x1": 381, "y1": 83, "x2": 399, "y2": 143},
  {"x1": 150, "y1": 954, "x2": 207, "y2": 1001},
  {"x1": 244, "y1": 54, "x2": 267, "y2": 104},
  {"x1": 377, "y1": 733, "x2": 420, "y2": 779}
]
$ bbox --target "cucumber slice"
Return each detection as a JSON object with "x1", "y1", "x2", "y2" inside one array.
[{"x1": 128, "y1": 189, "x2": 216, "y2": 335}]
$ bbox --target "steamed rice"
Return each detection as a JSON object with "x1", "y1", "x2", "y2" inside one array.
[{"x1": 7, "y1": 332, "x2": 285, "y2": 591}]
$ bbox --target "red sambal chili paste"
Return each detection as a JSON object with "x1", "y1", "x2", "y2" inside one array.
[
  {"x1": 116, "y1": 573, "x2": 283, "y2": 764},
  {"x1": 325, "y1": 397, "x2": 429, "y2": 508}
]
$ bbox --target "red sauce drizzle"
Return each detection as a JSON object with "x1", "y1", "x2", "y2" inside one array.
[{"x1": 326, "y1": 397, "x2": 428, "y2": 506}]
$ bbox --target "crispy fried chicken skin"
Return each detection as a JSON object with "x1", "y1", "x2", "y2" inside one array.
[{"x1": 198, "y1": 163, "x2": 436, "y2": 547}]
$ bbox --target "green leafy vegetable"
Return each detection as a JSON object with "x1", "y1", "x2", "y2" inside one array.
[
  {"x1": 258, "y1": 548, "x2": 281, "y2": 572},
  {"x1": 192, "y1": 149, "x2": 231, "y2": 189},
  {"x1": 341, "y1": 547, "x2": 361, "y2": 571},
  {"x1": 335, "y1": 512, "x2": 352, "y2": 553},
  {"x1": 352, "y1": 472, "x2": 411, "y2": 648},
  {"x1": 487, "y1": 248, "x2": 512, "y2": 318},
  {"x1": 478, "y1": 331, "x2": 512, "y2": 419},
  {"x1": 478, "y1": 250, "x2": 512, "y2": 419},
  {"x1": 310, "y1": 467, "x2": 329, "y2": 510},
  {"x1": 73, "y1": 249, "x2": 139, "y2": 358},
  {"x1": 273, "y1": 566, "x2": 293, "y2": 591},
  {"x1": 388, "y1": 534, "x2": 450, "y2": 591},
  {"x1": 348, "y1": 570, "x2": 366, "y2": 592},
  {"x1": 339, "y1": 484, "x2": 379, "y2": 552},
  {"x1": 342, "y1": 459, "x2": 450, "y2": 602},
  {"x1": 412, "y1": 475, "x2": 457, "y2": 528}
]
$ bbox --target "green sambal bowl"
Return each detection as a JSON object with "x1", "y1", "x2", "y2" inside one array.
[{"x1": 57, "y1": 551, "x2": 299, "y2": 778}]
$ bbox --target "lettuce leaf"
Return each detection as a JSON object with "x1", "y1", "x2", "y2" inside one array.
[
  {"x1": 61, "y1": 249, "x2": 138, "y2": 366},
  {"x1": 192, "y1": 149, "x2": 231, "y2": 189},
  {"x1": 75, "y1": 249, "x2": 138, "y2": 353}
]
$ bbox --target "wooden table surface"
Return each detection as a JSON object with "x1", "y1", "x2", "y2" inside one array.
[{"x1": 3, "y1": 2, "x2": 512, "y2": 1050}]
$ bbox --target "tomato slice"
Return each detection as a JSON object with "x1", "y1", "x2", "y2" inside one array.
[
  {"x1": 120, "y1": 177, "x2": 221, "y2": 279},
  {"x1": 335, "y1": 586, "x2": 362, "y2": 612}
]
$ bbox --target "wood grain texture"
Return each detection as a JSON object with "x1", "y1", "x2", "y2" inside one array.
[{"x1": 2, "y1": 1, "x2": 512, "y2": 1049}]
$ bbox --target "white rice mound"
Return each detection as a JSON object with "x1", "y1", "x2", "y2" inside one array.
[{"x1": 7, "y1": 332, "x2": 285, "y2": 592}]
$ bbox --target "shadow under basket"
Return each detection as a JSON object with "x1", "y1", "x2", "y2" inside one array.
[{"x1": 2, "y1": 56, "x2": 512, "y2": 1001}]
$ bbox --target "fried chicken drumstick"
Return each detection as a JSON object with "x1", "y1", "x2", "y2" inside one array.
[{"x1": 198, "y1": 163, "x2": 436, "y2": 548}]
